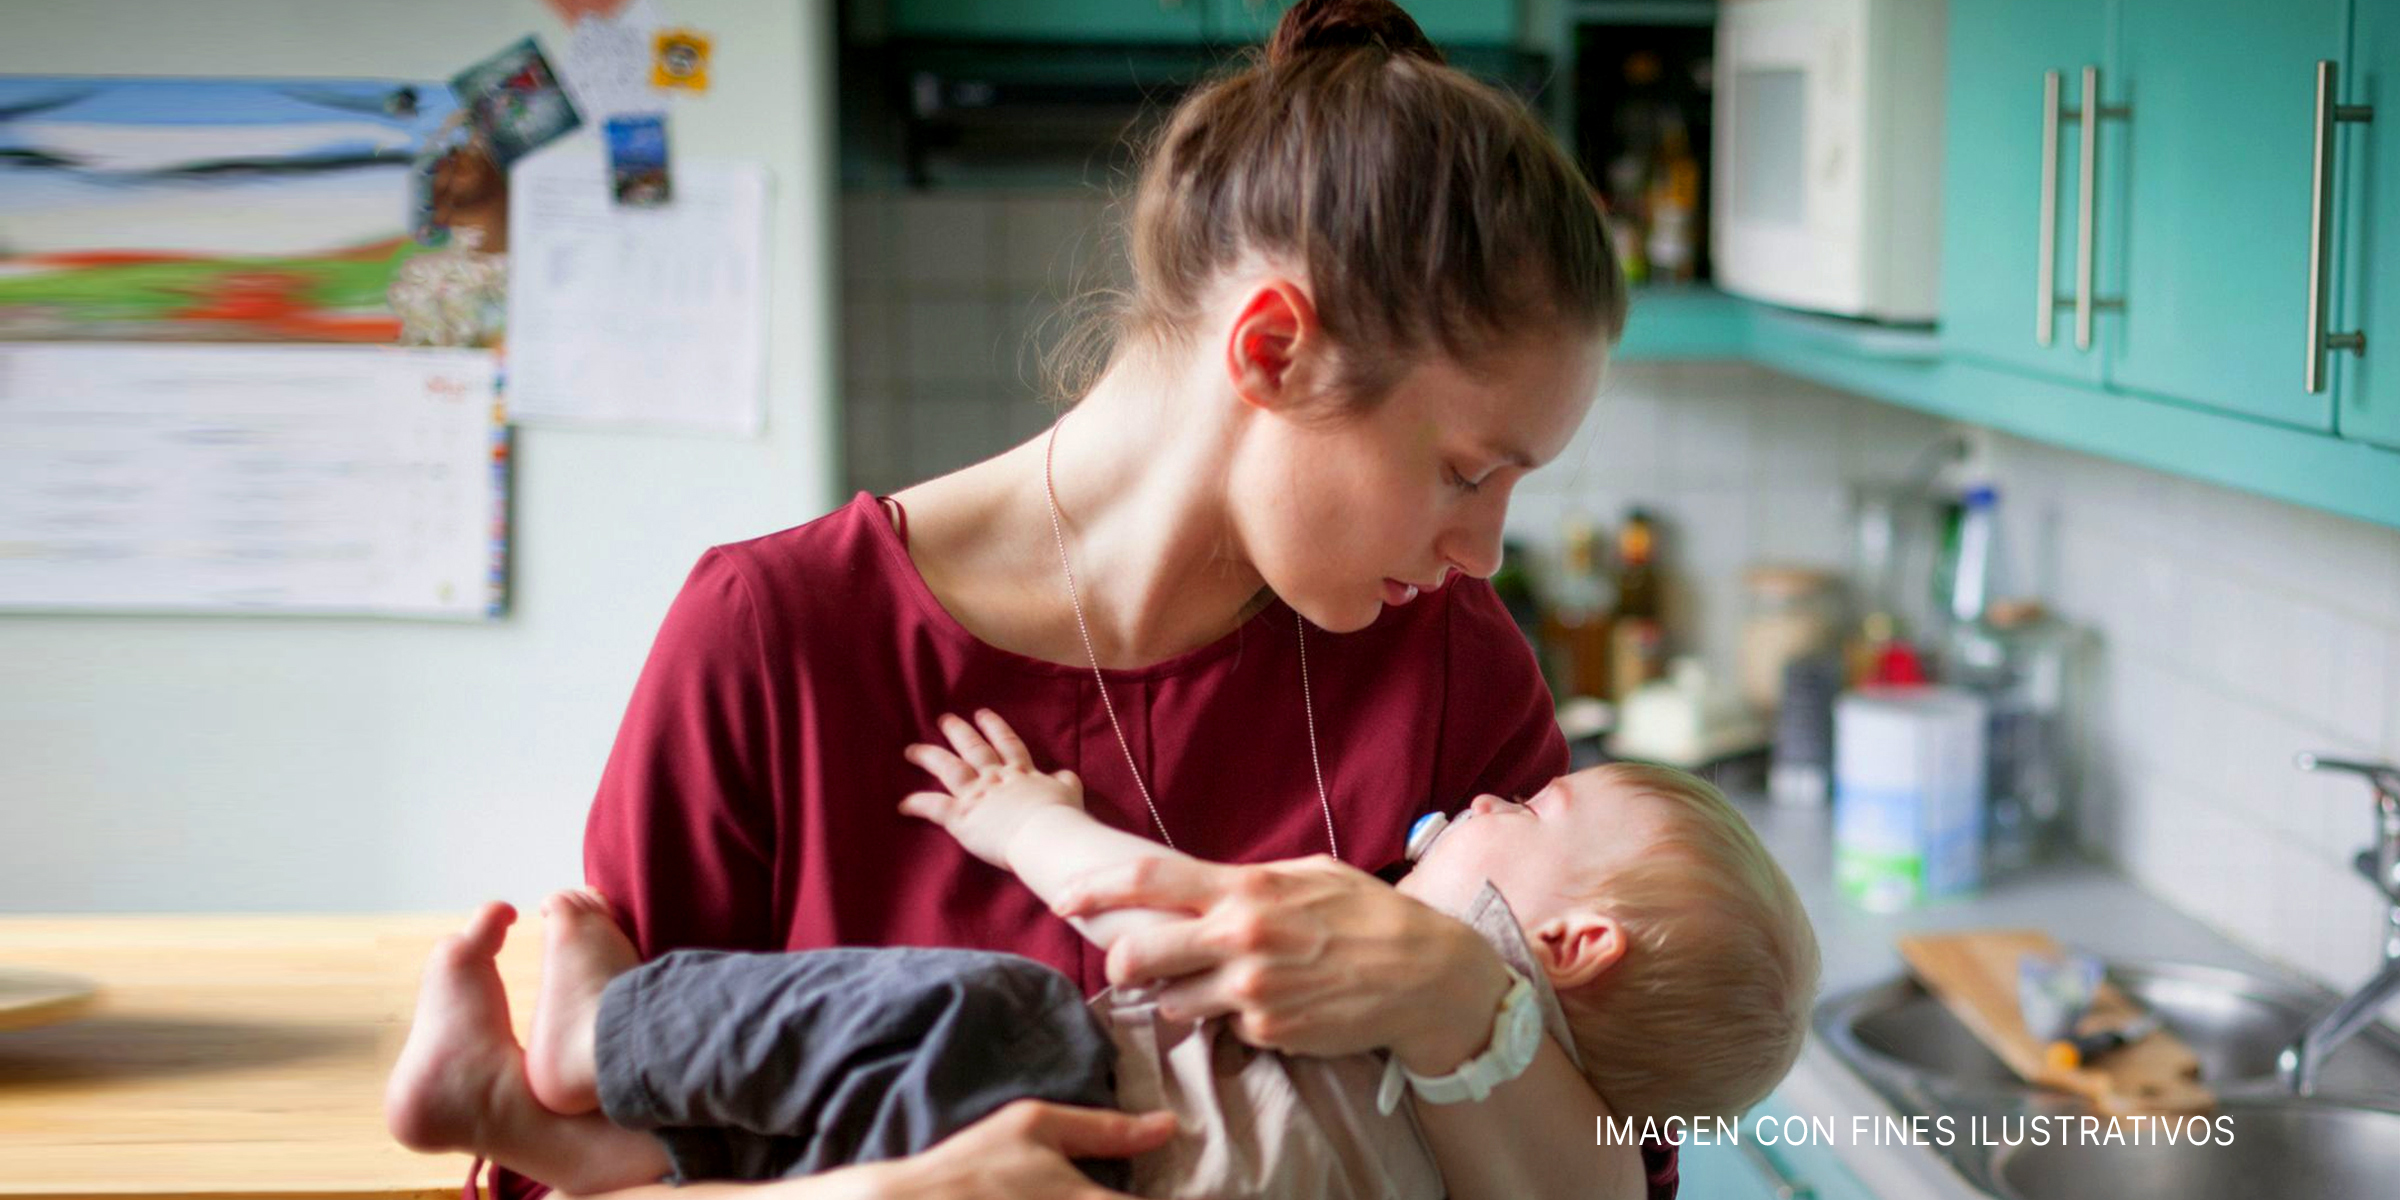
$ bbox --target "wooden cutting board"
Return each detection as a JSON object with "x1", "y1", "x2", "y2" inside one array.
[
  {"x1": 1897, "y1": 928, "x2": 2214, "y2": 1115},
  {"x1": 0, "y1": 967, "x2": 99, "y2": 1031}
]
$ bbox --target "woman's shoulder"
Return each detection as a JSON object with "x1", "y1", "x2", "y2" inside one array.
[
  {"x1": 676, "y1": 492, "x2": 921, "y2": 646},
  {"x1": 709, "y1": 489, "x2": 890, "y2": 574}
]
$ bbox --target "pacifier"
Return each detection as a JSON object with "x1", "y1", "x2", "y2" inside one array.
[{"x1": 1405, "y1": 810, "x2": 1452, "y2": 862}]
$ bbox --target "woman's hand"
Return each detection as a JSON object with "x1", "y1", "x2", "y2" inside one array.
[
  {"x1": 842, "y1": 1100, "x2": 1177, "y2": 1200},
  {"x1": 1052, "y1": 854, "x2": 1514, "y2": 1073}
]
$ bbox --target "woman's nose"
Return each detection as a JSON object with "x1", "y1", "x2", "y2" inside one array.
[{"x1": 1442, "y1": 529, "x2": 1505, "y2": 581}]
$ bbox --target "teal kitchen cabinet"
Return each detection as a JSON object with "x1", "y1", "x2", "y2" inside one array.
[
  {"x1": 1937, "y1": 0, "x2": 2112, "y2": 388},
  {"x1": 889, "y1": 0, "x2": 1206, "y2": 43},
  {"x1": 1209, "y1": 0, "x2": 1516, "y2": 46},
  {"x1": 2344, "y1": 0, "x2": 2400, "y2": 451},
  {"x1": 2104, "y1": 0, "x2": 2350, "y2": 431}
]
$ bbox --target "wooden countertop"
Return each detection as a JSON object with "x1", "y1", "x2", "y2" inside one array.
[{"x1": 0, "y1": 913, "x2": 544, "y2": 1200}]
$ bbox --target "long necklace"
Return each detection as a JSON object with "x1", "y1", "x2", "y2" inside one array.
[{"x1": 1042, "y1": 417, "x2": 1339, "y2": 859}]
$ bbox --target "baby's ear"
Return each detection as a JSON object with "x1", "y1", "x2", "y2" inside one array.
[{"x1": 1532, "y1": 911, "x2": 1626, "y2": 990}]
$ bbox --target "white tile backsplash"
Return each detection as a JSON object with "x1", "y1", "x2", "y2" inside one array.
[
  {"x1": 2329, "y1": 616, "x2": 2392, "y2": 748},
  {"x1": 896, "y1": 194, "x2": 999, "y2": 289},
  {"x1": 1982, "y1": 424, "x2": 2400, "y2": 998},
  {"x1": 838, "y1": 188, "x2": 2400, "y2": 1001}
]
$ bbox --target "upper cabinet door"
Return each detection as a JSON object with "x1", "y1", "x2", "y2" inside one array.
[
  {"x1": 1937, "y1": 0, "x2": 2110, "y2": 387},
  {"x1": 1208, "y1": 0, "x2": 1515, "y2": 47},
  {"x1": 2343, "y1": 0, "x2": 2400, "y2": 450},
  {"x1": 890, "y1": 0, "x2": 1207, "y2": 43},
  {"x1": 2106, "y1": 0, "x2": 2348, "y2": 431}
]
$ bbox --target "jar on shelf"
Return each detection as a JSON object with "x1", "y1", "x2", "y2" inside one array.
[
  {"x1": 1940, "y1": 598, "x2": 2082, "y2": 876},
  {"x1": 1738, "y1": 566, "x2": 1842, "y2": 713}
]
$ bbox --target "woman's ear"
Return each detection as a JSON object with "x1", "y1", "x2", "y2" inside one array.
[
  {"x1": 1532, "y1": 911, "x2": 1627, "y2": 991},
  {"x1": 1225, "y1": 277, "x2": 1320, "y2": 412}
]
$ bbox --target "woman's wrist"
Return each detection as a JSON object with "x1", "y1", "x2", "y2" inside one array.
[{"x1": 1390, "y1": 916, "x2": 1515, "y2": 1075}]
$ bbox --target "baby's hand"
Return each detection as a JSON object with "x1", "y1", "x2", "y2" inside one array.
[{"x1": 902, "y1": 710, "x2": 1086, "y2": 870}]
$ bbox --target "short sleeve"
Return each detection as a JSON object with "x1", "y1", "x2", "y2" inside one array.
[
  {"x1": 582, "y1": 547, "x2": 783, "y2": 958},
  {"x1": 1431, "y1": 580, "x2": 1569, "y2": 808}
]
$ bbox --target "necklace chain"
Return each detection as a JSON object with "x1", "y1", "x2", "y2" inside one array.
[{"x1": 1042, "y1": 417, "x2": 1339, "y2": 859}]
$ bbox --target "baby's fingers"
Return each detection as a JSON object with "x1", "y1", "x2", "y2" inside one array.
[
  {"x1": 974, "y1": 708, "x2": 1035, "y2": 770},
  {"x1": 899, "y1": 791, "x2": 958, "y2": 825},
  {"x1": 938, "y1": 712, "x2": 1003, "y2": 770},
  {"x1": 905, "y1": 742, "x2": 976, "y2": 790}
]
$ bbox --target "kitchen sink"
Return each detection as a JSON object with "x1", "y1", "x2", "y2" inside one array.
[
  {"x1": 1812, "y1": 960, "x2": 2400, "y2": 1199},
  {"x1": 1985, "y1": 1098, "x2": 2400, "y2": 1200},
  {"x1": 1816, "y1": 959, "x2": 2400, "y2": 1105}
]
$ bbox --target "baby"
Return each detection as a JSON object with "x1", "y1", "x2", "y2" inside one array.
[{"x1": 386, "y1": 710, "x2": 1819, "y2": 1199}]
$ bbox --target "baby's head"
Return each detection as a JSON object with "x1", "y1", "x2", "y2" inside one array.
[{"x1": 1397, "y1": 763, "x2": 1820, "y2": 1123}]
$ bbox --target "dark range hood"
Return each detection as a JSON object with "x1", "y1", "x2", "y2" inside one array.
[{"x1": 850, "y1": 40, "x2": 1552, "y2": 189}]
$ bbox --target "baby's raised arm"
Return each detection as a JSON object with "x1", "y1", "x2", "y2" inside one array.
[{"x1": 902, "y1": 710, "x2": 1193, "y2": 950}]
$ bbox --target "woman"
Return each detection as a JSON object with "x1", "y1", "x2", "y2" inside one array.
[{"x1": 501, "y1": 3, "x2": 1674, "y2": 1197}]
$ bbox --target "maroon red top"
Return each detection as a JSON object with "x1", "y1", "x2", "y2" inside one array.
[{"x1": 481, "y1": 491, "x2": 1675, "y2": 1199}]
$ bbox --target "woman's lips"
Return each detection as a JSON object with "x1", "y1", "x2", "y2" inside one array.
[{"x1": 1382, "y1": 578, "x2": 1421, "y2": 605}]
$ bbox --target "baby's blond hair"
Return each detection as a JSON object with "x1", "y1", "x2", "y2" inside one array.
[{"x1": 1552, "y1": 763, "x2": 1820, "y2": 1124}]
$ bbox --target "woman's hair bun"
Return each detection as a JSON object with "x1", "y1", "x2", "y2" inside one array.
[{"x1": 1265, "y1": 0, "x2": 1444, "y2": 67}]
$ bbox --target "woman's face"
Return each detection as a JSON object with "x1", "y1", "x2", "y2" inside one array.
[{"x1": 1229, "y1": 328, "x2": 1606, "y2": 634}]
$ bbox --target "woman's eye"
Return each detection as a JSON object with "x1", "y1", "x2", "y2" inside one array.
[{"x1": 1445, "y1": 465, "x2": 1482, "y2": 494}]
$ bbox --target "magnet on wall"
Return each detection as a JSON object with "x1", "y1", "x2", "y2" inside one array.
[
  {"x1": 541, "y1": 0, "x2": 632, "y2": 23},
  {"x1": 652, "y1": 29, "x2": 711, "y2": 92},
  {"x1": 605, "y1": 114, "x2": 672, "y2": 207},
  {"x1": 450, "y1": 37, "x2": 582, "y2": 165}
]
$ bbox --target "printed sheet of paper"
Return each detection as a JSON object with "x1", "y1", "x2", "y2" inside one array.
[
  {"x1": 0, "y1": 344, "x2": 504, "y2": 618},
  {"x1": 556, "y1": 0, "x2": 668, "y2": 121},
  {"x1": 503, "y1": 151, "x2": 767, "y2": 434}
]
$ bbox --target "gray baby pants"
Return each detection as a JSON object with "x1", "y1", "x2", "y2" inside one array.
[{"x1": 593, "y1": 945, "x2": 1126, "y2": 1189}]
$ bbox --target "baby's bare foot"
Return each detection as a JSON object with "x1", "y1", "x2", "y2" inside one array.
[
  {"x1": 525, "y1": 888, "x2": 638, "y2": 1115},
  {"x1": 385, "y1": 902, "x2": 528, "y2": 1153}
]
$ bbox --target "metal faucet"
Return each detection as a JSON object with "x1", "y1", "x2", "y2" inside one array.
[{"x1": 2277, "y1": 753, "x2": 2400, "y2": 1095}]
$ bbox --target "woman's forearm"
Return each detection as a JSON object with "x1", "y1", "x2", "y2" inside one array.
[
  {"x1": 1411, "y1": 1041, "x2": 1647, "y2": 1200},
  {"x1": 1393, "y1": 916, "x2": 1646, "y2": 1200}
]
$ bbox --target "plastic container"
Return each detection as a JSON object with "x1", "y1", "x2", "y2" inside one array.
[{"x1": 1834, "y1": 686, "x2": 1987, "y2": 912}]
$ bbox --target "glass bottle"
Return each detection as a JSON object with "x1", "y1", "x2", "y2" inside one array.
[{"x1": 1608, "y1": 509, "x2": 1667, "y2": 703}]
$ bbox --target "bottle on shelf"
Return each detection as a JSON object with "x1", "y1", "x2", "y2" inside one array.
[
  {"x1": 1608, "y1": 508, "x2": 1667, "y2": 704},
  {"x1": 1644, "y1": 117, "x2": 1701, "y2": 283},
  {"x1": 1946, "y1": 484, "x2": 2004, "y2": 626},
  {"x1": 1539, "y1": 519, "x2": 1614, "y2": 702}
]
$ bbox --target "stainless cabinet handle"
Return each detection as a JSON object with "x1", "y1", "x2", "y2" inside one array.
[
  {"x1": 2038, "y1": 70, "x2": 2062, "y2": 346},
  {"x1": 2076, "y1": 65, "x2": 2102, "y2": 350},
  {"x1": 2039, "y1": 68, "x2": 2127, "y2": 350},
  {"x1": 2073, "y1": 66, "x2": 2129, "y2": 351},
  {"x1": 2307, "y1": 59, "x2": 2375, "y2": 393},
  {"x1": 1736, "y1": 1138, "x2": 1817, "y2": 1200}
]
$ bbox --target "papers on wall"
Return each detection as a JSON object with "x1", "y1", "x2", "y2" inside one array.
[
  {"x1": 556, "y1": 0, "x2": 671, "y2": 120},
  {"x1": 504, "y1": 152, "x2": 768, "y2": 434},
  {"x1": 0, "y1": 76, "x2": 459, "y2": 344},
  {"x1": 0, "y1": 344, "x2": 506, "y2": 619}
]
